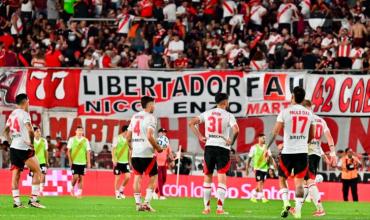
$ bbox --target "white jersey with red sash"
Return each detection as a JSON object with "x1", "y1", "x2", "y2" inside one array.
[
  {"x1": 277, "y1": 3, "x2": 297, "y2": 24},
  {"x1": 117, "y1": 14, "x2": 135, "y2": 34},
  {"x1": 250, "y1": 5, "x2": 267, "y2": 25},
  {"x1": 223, "y1": 0, "x2": 237, "y2": 18}
]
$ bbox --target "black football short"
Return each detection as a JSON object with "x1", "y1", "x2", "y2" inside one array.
[
  {"x1": 203, "y1": 146, "x2": 230, "y2": 175},
  {"x1": 131, "y1": 157, "x2": 158, "y2": 177},
  {"x1": 305, "y1": 154, "x2": 321, "y2": 180},
  {"x1": 113, "y1": 162, "x2": 130, "y2": 175},
  {"x1": 279, "y1": 153, "x2": 308, "y2": 178},
  {"x1": 29, "y1": 163, "x2": 47, "y2": 177},
  {"x1": 71, "y1": 164, "x2": 86, "y2": 175},
  {"x1": 255, "y1": 170, "x2": 268, "y2": 182},
  {"x1": 10, "y1": 148, "x2": 35, "y2": 171}
]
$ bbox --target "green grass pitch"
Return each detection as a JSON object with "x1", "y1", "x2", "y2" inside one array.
[{"x1": 0, "y1": 196, "x2": 369, "y2": 220}]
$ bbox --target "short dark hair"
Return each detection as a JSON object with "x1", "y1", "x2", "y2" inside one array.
[
  {"x1": 76, "y1": 126, "x2": 83, "y2": 129},
  {"x1": 345, "y1": 148, "x2": 351, "y2": 153},
  {"x1": 293, "y1": 87, "x2": 305, "y2": 104},
  {"x1": 258, "y1": 133, "x2": 265, "y2": 137},
  {"x1": 141, "y1": 96, "x2": 154, "y2": 108},
  {"x1": 15, "y1": 93, "x2": 28, "y2": 105},
  {"x1": 33, "y1": 126, "x2": 40, "y2": 132},
  {"x1": 121, "y1": 125, "x2": 128, "y2": 133},
  {"x1": 215, "y1": 93, "x2": 229, "y2": 104},
  {"x1": 302, "y1": 99, "x2": 312, "y2": 107}
]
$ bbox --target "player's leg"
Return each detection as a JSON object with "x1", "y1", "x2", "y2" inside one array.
[
  {"x1": 215, "y1": 147, "x2": 230, "y2": 215},
  {"x1": 11, "y1": 169, "x2": 24, "y2": 207},
  {"x1": 278, "y1": 154, "x2": 291, "y2": 217},
  {"x1": 76, "y1": 175, "x2": 84, "y2": 198},
  {"x1": 71, "y1": 174, "x2": 79, "y2": 196},
  {"x1": 259, "y1": 179, "x2": 268, "y2": 203},
  {"x1": 131, "y1": 158, "x2": 145, "y2": 211},
  {"x1": 293, "y1": 177, "x2": 305, "y2": 218},
  {"x1": 160, "y1": 166, "x2": 167, "y2": 199},
  {"x1": 251, "y1": 171, "x2": 259, "y2": 202},
  {"x1": 202, "y1": 146, "x2": 215, "y2": 214},
  {"x1": 142, "y1": 158, "x2": 158, "y2": 212},
  {"x1": 133, "y1": 174, "x2": 143, "y2": 208},
  {"x1": 40, "y1": 166, "x2": 46, "y2": 195},
  {"x1": 156, "y1": 166, "x2": 164, "y2": 199},
  {"x1": 113, "y1": 165, "x2": 122, "y2": 199},
  {"x1": 120, "y1": 172, "x2": 130, "y2": 198},
  {"x1": 25, "y1": 156, "x2": 45, "y2": 208}
]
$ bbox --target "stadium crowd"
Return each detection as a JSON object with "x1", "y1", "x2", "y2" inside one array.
[{"x1": 0, "y1": 0, "x2": 369, "y2": 71}]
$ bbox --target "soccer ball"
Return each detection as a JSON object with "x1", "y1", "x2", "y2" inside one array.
[
  {"x1": 157, "y1": 136, "x2": 169, "y2": 149},
  {"x1": 315, "y1": 174, "x2": 324, "y2": 183}
]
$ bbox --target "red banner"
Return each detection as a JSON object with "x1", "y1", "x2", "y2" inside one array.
[
  {"x1": 0, "y1": 169, "x2": 369, "y2": 201},
  {"x1": 26, "y1": 69, "x2": 81, "y2": 108}
]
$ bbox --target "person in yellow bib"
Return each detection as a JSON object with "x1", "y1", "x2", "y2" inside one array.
[
  {"x1": 29, "y1": 127, "x2": 49, "y2": 196},
  {"x1": 112, "y1": 125, "x2": 131, "y2": 199},
  {"x1": 246, "y1": 134, "x2": 276, "y2": 203},
  {"x1": 67, "y1": 126, "x2": 91, "y2": 198}
]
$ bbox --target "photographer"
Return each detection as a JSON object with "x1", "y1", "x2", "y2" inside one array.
[{"x1": 337, "y1": 148, "x2": 362, "y2": 202}]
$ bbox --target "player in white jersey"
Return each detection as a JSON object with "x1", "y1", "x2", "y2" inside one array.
[
  {"x1": 189, "y1": 93, "x2": 239, "y2": 215},
  {"x1": 266, "y1": 87, "x2": 315, "y2": 219},
  {"x1": 127, "y1": 96, "x2": 163, "y2": 212},
  {"x1": 3, "y1": 94, "x2": 45, "y2": 208},
  {"x1": 300, "y1": 100, "x2": 336, "y2": 217}
]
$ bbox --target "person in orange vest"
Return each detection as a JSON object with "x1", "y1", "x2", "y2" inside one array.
[{"x1": 337, "y1": 148, "x2": 362, "y2": 202}]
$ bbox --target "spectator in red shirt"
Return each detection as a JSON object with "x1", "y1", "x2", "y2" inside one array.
[
  {"x1": 174, "y1": 52, "x2": 188, "y2": 69},
  {"x1": 99, "y1": 50, "x2": 116, "y2": 68},
  {"x1": 3, "y1": 46, "x2": 18, "y2": 66},
  {"x1": 45, "y1": 43, "x2": 64, "y2": 67}
]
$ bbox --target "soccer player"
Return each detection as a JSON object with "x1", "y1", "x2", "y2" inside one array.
[
  {"x1": 266, "y1": 87, "x2": 315, "y2": 219},
  {"x1": 3, "y1": 93, "x2": 45, "y2": 208},
  {"x1": 189, "y1": 93, "x2": 239, "y2": 215},
  {"x1": 246, "y1": 133, "x2": 275, "y2": 203},
  {"x1": 30, "y1": 126, "x2": 49, "y2": 196},
  {"x1": 112, "y1": 125, "x2": 131, "y2": 199},
  {"x1": 127, "y1": 96, "x2": 163, "y2": 212},
  {"x1": 301, "y1": 100, "x2": 336, "y2": 217},
  {"x1": 67, "y1": 126, "x2": 91, "y2": 198},
  {"x1": 154, "y1": 128, "x2": 174, "y2": 200}
]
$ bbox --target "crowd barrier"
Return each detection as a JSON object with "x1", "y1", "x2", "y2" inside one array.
[{"x1": 0, "y1": 169, "x2": 369, "y2": 202}]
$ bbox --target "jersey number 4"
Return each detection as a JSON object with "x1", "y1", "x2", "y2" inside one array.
[
  {"x1": 7, "y1": 117, "x2": 20, "y2": 133},
  {"x1": 207, "y1": 116, "x2": 222, "y2": 134},
  {"x1": 291, "y1": 116, "x2": 308, "y2": 134},
  {"x1": 133, "y1": 120, "x2": 141, "y2": 136}
]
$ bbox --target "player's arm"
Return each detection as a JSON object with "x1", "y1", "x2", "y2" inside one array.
[
  {"x1": 67, "y1": 138, "x2": 73, "y2": 167},
  {"x1": 168, "y1": 147, "x2": 175, "y2": 161},
  {"x1": 111, "y1": 137, "x2": 117, "y2": 166},
  {"x1": 308, "y1": 123, "x2": 315, "y2": 143},
  {"x1": 266, "y1": 122, "x2": 283, "y2": 149},
  {"x1": 245, "y1": 157, "x2": 252, "y2": 176},
  {"x1": 188, "y1": 116, "x2": 206, "y2": 143},
  {"x1": 45, "y1": 140, "x2": 49, "y2": 167},
  {"x1": 126, "y1": 130, "x2": 133, "y2": 151},
  {"x1": 229, "y1": 123, "x2": 239, "y2": 146},
  {"x1": 3, "y1": 125, "x2": 10, "y2": 142},
  {"x1": 147, "y1": 128, "x2": 163, "y2": 153},
  {"x1": 86, "y1": 140, "x2": 91, "y2": 168},
  {"x1": 25, "y1": 122, "x2": 34, "y2": 146}
]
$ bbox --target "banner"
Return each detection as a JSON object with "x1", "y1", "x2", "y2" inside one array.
[
  {"x1": 306, "y1": 75, "x2": 370, "y2": 116},
  {"x1": 1, "y1": 169, "x2": 370, "y2": 201},
  {"x1": 245, "y1": 72, "x2": 305, "y2": 116},
  {"x1": 0, "y1": 69, "x2": 26, "y2": 106},
  {"x1": 39, "y1": 112, "x2": 370, "y2": 154},
  {"x1": 78, "y1": 70, "x2": 246, "y2": 117}
]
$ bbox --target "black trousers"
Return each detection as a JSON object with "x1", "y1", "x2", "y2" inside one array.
[{"x1": 342, "y1": 178, "x2": 359, "y2": 202}]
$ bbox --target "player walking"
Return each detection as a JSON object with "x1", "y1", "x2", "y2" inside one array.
[
  {"x1": 127, "y1": 96, "x2": 163, "y2": 212},
  {"x1": 266, "y1": 87, "x2": 315, "y2": 219},
  {"x1": 301, "y1": 100, "x2": 336, "y2": 217},
  {"x1": 30, "y1": 126, "x2": 49, "y2": 196},
  {"x1": 3, "y1": 93, "x2": 45, "y2": 208},
  {"x1": 112, "y1": 125, "x2": 131, "y2": 199},
  {"x1": 246, "y1": 133, "x2": 275, "y2": 203},
  {"x1": 67, "y1": 126, "x2": 91, "y2": 198},
  {"x1": 189, "y1": 93, "x2": 239, "y2": 215}
]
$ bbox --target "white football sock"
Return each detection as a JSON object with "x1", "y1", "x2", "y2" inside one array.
[
  {"x1": 279, "y1": 188, "x2": 290, "y2": 207},
  {"x1": 203, "y1": 182, "x2": 212, "y2": 209},
  {"x1": 309, "y1": 183, "x2": 324, "y2": 211},
  {"x1": 252, "y1": 190, "x2": 258, "y2": 199},
  {"x1": 134, "y1": 193, "x2": 141, "y2": 205},
  {"x1": 217, "y1": 184, "x2": 227, "y2": 210},
  {"x1": 31, "y1": 185, "x2": 40, "y2": 202},
  {"x1": 144, "y1": 189, "x2": 153, "y2": 204},
  {"x1": 12, "y1": 189, "x2": 21, "y2": 205},
  {"x1": 295, "y1": 197, "x2": 304, "y2": 214}
]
